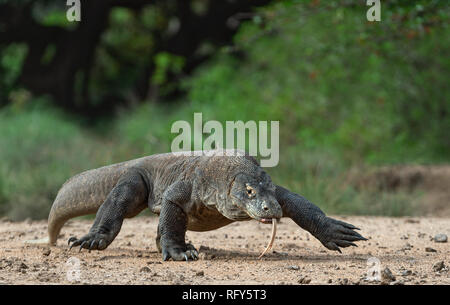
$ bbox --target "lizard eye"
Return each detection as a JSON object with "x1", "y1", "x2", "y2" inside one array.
[{"x1": 245, "y1": 184, "x2": 256, "y2": 197}]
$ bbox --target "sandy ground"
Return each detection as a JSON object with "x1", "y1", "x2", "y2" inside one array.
[{"x1": 0, "y1": 216, "x2": 448, "y2": 285}]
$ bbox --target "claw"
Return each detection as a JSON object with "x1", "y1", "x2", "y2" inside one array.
[
  {"x1": 98, "y1": 239, "x2": 107, "y2": 250},
  {"x1": 351, "y1": 232, "x2": 367, "y2": 241},
  {"x1": 183, "y1": 253, "x2": 189, "y2": 261},
  {"x1": 188, "y1": 250, "x2": 198, "y2": 260},
  {"x1": 335, "y1": 233, "x2": 366, "y2": 242},
  {"x1": 69, "y1": 240, "x2": 81, "y2": 251},
  {"x1": 79, "y1": 241, "x2": 88, "y2": 252},
  {"x1": 339, "y1": 228, "x2": 367, "y2": 241},
  {"x1": 326, "y1": 241, "x2": 342, "y2": 253},
  {"x1": 68, "y1": 237, "x2": 77, "y2": 245},
  {"x1": 89, "y1": 240, "x2": 98, "y2": 251},
  {"x1": 336, "y1": 240, "x2": 358, "y2": 248}
]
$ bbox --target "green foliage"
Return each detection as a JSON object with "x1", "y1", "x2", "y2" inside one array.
[
  {"x1": 185, "y1": 0, "x2": 450, "y2": 165},
  {"x1": 0, "y1": 43, "x2": 28, "y2": 102},
  {"x1": 112, "y1": 102, "x2": 175, "y2": 158},
  {"x1": 153, "y1": 52, "x2": 186, "y2": 95},
  {"x1": 0, "y1": 98, "x2": 104, "y2": 219}
]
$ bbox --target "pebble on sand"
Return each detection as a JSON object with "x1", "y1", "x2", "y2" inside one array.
[
  {"x1": 140, "y1": 267, "x2": 151, "y2": 273},
  {"x1": 433, "y1": 234, "x2": 447, "y2": 243},
  {"x1": 381, "y1": 267, "x2": 396, "y2": 284},
  {"x1": 432, "y1": 261, "x2": 445, "y2": 272},
  {"x1": 298, "y1": 276, "x2": 311, "y2": 284},
  {"x1": 287, "y1": 265, "x2": 300, "y2": 270}
]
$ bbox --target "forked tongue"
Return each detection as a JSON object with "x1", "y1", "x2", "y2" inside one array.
[{"x1": 258, "y1": 218, "x2": 277, "y2": 259}]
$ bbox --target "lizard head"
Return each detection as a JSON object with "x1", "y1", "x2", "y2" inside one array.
[{"x1": 229, "y1": 171, "x2": 282, "y2": 223}]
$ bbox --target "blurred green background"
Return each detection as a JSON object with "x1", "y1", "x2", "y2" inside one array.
[{"x1": 0, "y1": 0, "x2": 449, "y2": 220}]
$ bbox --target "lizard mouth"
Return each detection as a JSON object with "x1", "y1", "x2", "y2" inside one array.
[{"x1": 245, "y1": 207, "x2": 281, "y2": 224}]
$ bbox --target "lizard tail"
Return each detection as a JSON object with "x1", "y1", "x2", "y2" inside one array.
[
  {"x1": 47, "y1": 184, "x2": 103, "y2": 246},
  {"x1": 47, "y1": 165, "x2": 125, "y2": 245}
]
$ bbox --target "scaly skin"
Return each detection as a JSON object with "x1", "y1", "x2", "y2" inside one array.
[{"x1": 48, "y1": 149, "x2": 367, "y2": 261}]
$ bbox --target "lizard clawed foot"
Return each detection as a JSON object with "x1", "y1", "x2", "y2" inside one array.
[
  {"x1": 316, "y1": 217, "x2": 368, "y2": 253},
  {"x1": 68, "y1": 232, "x2": 111, "y2": 252},
  {"x1": 162, "y1": 243, "x2": 199, "y2": 261}
]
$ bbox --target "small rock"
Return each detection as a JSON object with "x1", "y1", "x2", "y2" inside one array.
[
  {"x1": 401, "y1": 243, "x2": 413, "y2": 251},
  {"x1": 140, "y1": 267, "x2": 151, "y2": 273},
  {"x1": 400, "y1": 270, "x2": 412, "y2": 276},
  {"x1": 381, "y1": 267, "x2": 396, "y2": 284},
  {"x1": 298, "y1": 276, "x2": 311, "y2": 284},
  {"x1": 287, "y1": 265, "x2": 300, "y2": 271},
  {"x1": 433, "y1": 234, "x2": 447, "y2": 243},
  {"x1": 19, "y1": 263, "x2": 28, "y2": 270},
  {"x1": 432, "y1": 261, "x2": 445, "y2": 272},
  {"x1": 327, "y1": 279, "x2": 332, "y2": 284},
  {"x1": 389, "y1": 280, "x2": 404, "y2": 285},
  {"x1": 272, "y1": 251, "x2": 289, "y2": 256},
  {"x1": 195, "y1": 271, "x2": 205, "y2": 277},
  {"x1": 42, "y1": 249, "x2": 51, "y2": 256},
  {"x1": 405, "y1": 219, "x2": 419, "y2": 224},
  {"x1": 425, "y1": 247, "x2": 437, "y2": 253},
  {"x1": 146, "y1": 261, "x2": 161, "y2": 265}
]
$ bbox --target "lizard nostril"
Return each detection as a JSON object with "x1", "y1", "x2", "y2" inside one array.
[{"x1": 263, "y1": 206, "x2": 269, "y2": 211}]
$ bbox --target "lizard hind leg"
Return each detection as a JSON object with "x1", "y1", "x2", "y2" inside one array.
[{"x1": 67, "y1": 168, "x2": 150, "y2": 252}]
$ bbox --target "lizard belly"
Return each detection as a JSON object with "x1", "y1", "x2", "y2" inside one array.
[{"x1": 187, "y1": 205, "x2": 233, "y2": 232}]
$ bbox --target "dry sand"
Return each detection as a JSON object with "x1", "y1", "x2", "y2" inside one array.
[{"x1": 0, "y1": 216, "x2": 448, "y2": 285}]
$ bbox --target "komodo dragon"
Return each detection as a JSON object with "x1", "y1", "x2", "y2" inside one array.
[{"x1": 47, "y1": 149, "x2": 367, "y2": 261}]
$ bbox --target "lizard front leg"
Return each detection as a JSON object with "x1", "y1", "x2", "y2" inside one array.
[
  {"x1": 68, "y1": 168, "x2": 149, "y2": 251},
  {"x1": 275, "y1": 185, "x2": 367, "y2": 253},
  {"x1": 159, "y1": 181, "x2": 198, "y2": 261}
]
